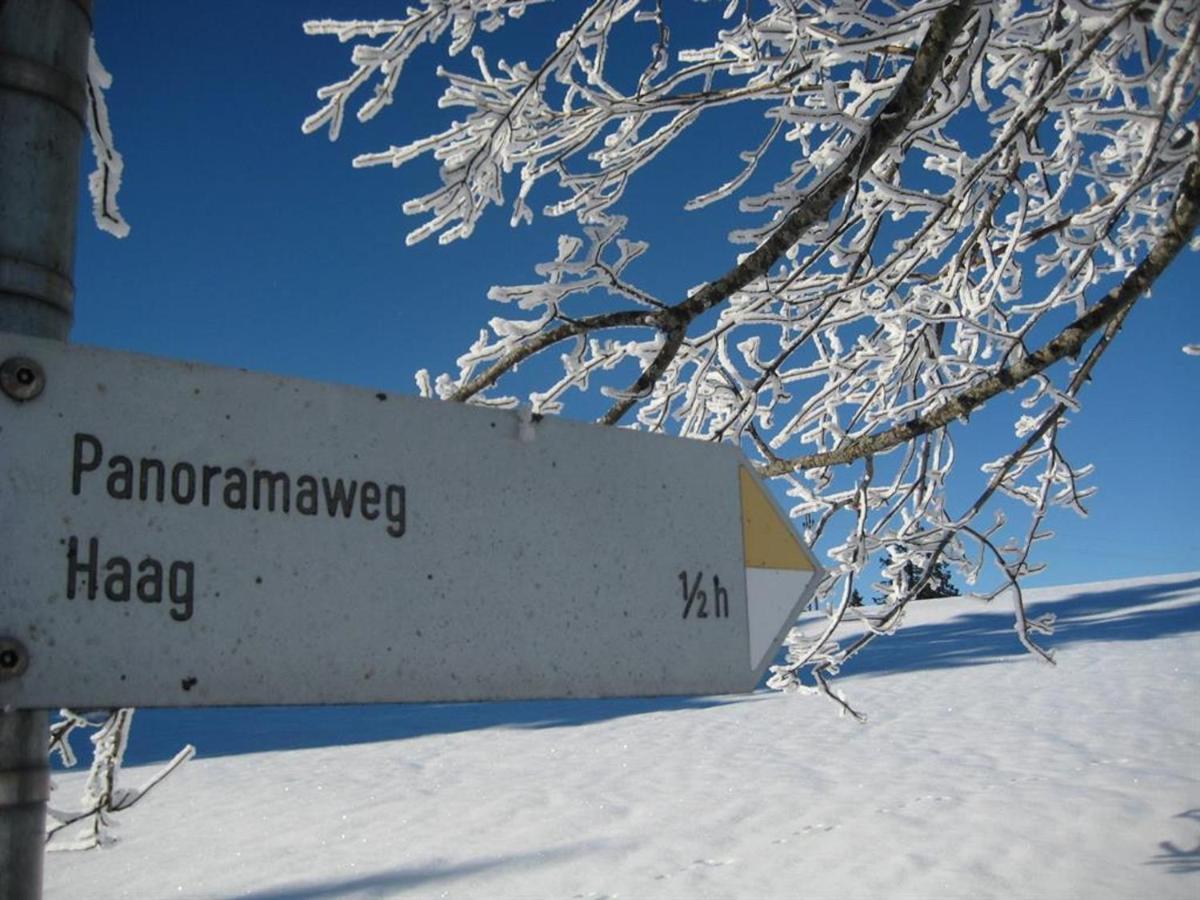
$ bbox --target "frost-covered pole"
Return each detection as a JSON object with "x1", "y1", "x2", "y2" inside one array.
[{"x1": 0, "y1": 0, "x2": 92, "y2": 896}]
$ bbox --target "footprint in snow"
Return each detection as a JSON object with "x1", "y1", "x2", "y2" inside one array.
[
  {"x1": 772, "y1": 823, "x2": 839, "y2": 843},
  {"x1": 652, "y1": 858, "x2": 736, "y2": 879},
  {"x1": 875, "y1": 794, "x2": 955, "y2": 813}
]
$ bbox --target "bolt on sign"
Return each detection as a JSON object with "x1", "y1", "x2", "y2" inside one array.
[{"x1": 0, "y1": 334, "x2": 822, "y2": 708}]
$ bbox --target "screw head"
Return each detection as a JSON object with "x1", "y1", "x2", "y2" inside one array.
[
  {"x1": 0, "y1": 637, "x2": 28, "y2": 680},
  {"x1": 0, "y1": 357, "x2": 45, "y2": 402}
]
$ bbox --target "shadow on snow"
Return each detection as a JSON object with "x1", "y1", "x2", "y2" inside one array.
[
  {"x1": 224, "y1": 841, "x2": 610, "y2": 899},
  {"x1": 829, "y1": 574, "x2": 1200, "y2": 680},
  {"x1": 1147, "y1": 809, "x2": 1200, "y2": 875},
  {"x1": 71, "y1": 693, "x2": 735, "y2": 768}
]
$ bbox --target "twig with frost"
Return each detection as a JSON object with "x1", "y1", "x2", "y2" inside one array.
[
  {"x1": 46, "y1": 709, "x2": 194, "y2": 851},
  {"x1": 85, "y1": 39, "x2": 129, "y2": 238}
]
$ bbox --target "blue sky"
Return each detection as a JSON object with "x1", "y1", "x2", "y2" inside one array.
[{"x1": 73, "y1": 1, "x2": 1199, "y2": 590}]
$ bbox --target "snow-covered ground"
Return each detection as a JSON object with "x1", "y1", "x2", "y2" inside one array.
[{"x1": 45, "y1": 572, "x2": 1200, "y2": 899}]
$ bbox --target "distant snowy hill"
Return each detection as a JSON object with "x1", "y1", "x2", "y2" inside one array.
[{"x1": 46, "y1": 572, "x2": 1200, "y2": 899}]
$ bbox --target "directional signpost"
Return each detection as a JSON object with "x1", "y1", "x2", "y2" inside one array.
[
  {"x1": 0, "y1": 333, "x2": 822, "y2": 710},
  {"x1": 0, "y1": 4, "x2": 822, "y2": 895}
]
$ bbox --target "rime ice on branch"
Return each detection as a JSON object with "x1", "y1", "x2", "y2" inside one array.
[
  {"x1": 305, "y1": 0, "x2": 1200, "y2": 714},
  {"x1": 85, "y1": 40, "x2": 129, "y2": 238},
  {"x1": 46, "y1": 709, "x2": 193, "y2": 851}
]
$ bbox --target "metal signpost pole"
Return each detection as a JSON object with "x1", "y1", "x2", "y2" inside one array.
[{"x1": 0, "y1": 0, "x2": 92, "y2": 896}]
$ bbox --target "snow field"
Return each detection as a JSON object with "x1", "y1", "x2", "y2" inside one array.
[{"x1": 45, "y1": 573, "x2": 1200, "y2": 898}]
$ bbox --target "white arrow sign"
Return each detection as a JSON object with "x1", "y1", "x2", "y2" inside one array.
[{"x1": 0, "y1": 335, "x2": 822, "y2": 708}]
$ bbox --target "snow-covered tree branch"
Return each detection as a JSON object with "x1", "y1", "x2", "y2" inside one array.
[{"x1": 306, "y1": 0, "x2": 1200, "y2": 710}]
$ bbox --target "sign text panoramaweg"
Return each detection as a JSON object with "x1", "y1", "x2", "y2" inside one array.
[{"x1": 66, "y1": 432, "x2": 406, "y2": 622}]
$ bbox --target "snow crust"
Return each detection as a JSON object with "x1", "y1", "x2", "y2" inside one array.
[{"x1": 45, "y1": 572, "x2": 1200, "y2": 898}]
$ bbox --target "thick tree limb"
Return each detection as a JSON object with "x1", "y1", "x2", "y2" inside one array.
[
  {"x1": 673, "y1": 0, "x2": 975, "y2": 322},
  {"x1": 596, "y1": 0, "x2": 977, "y2": 423}
]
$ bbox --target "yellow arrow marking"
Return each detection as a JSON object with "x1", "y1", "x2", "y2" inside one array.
[{"x1": 740, "y1": 467, "x2": 816, "y2": 571}]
